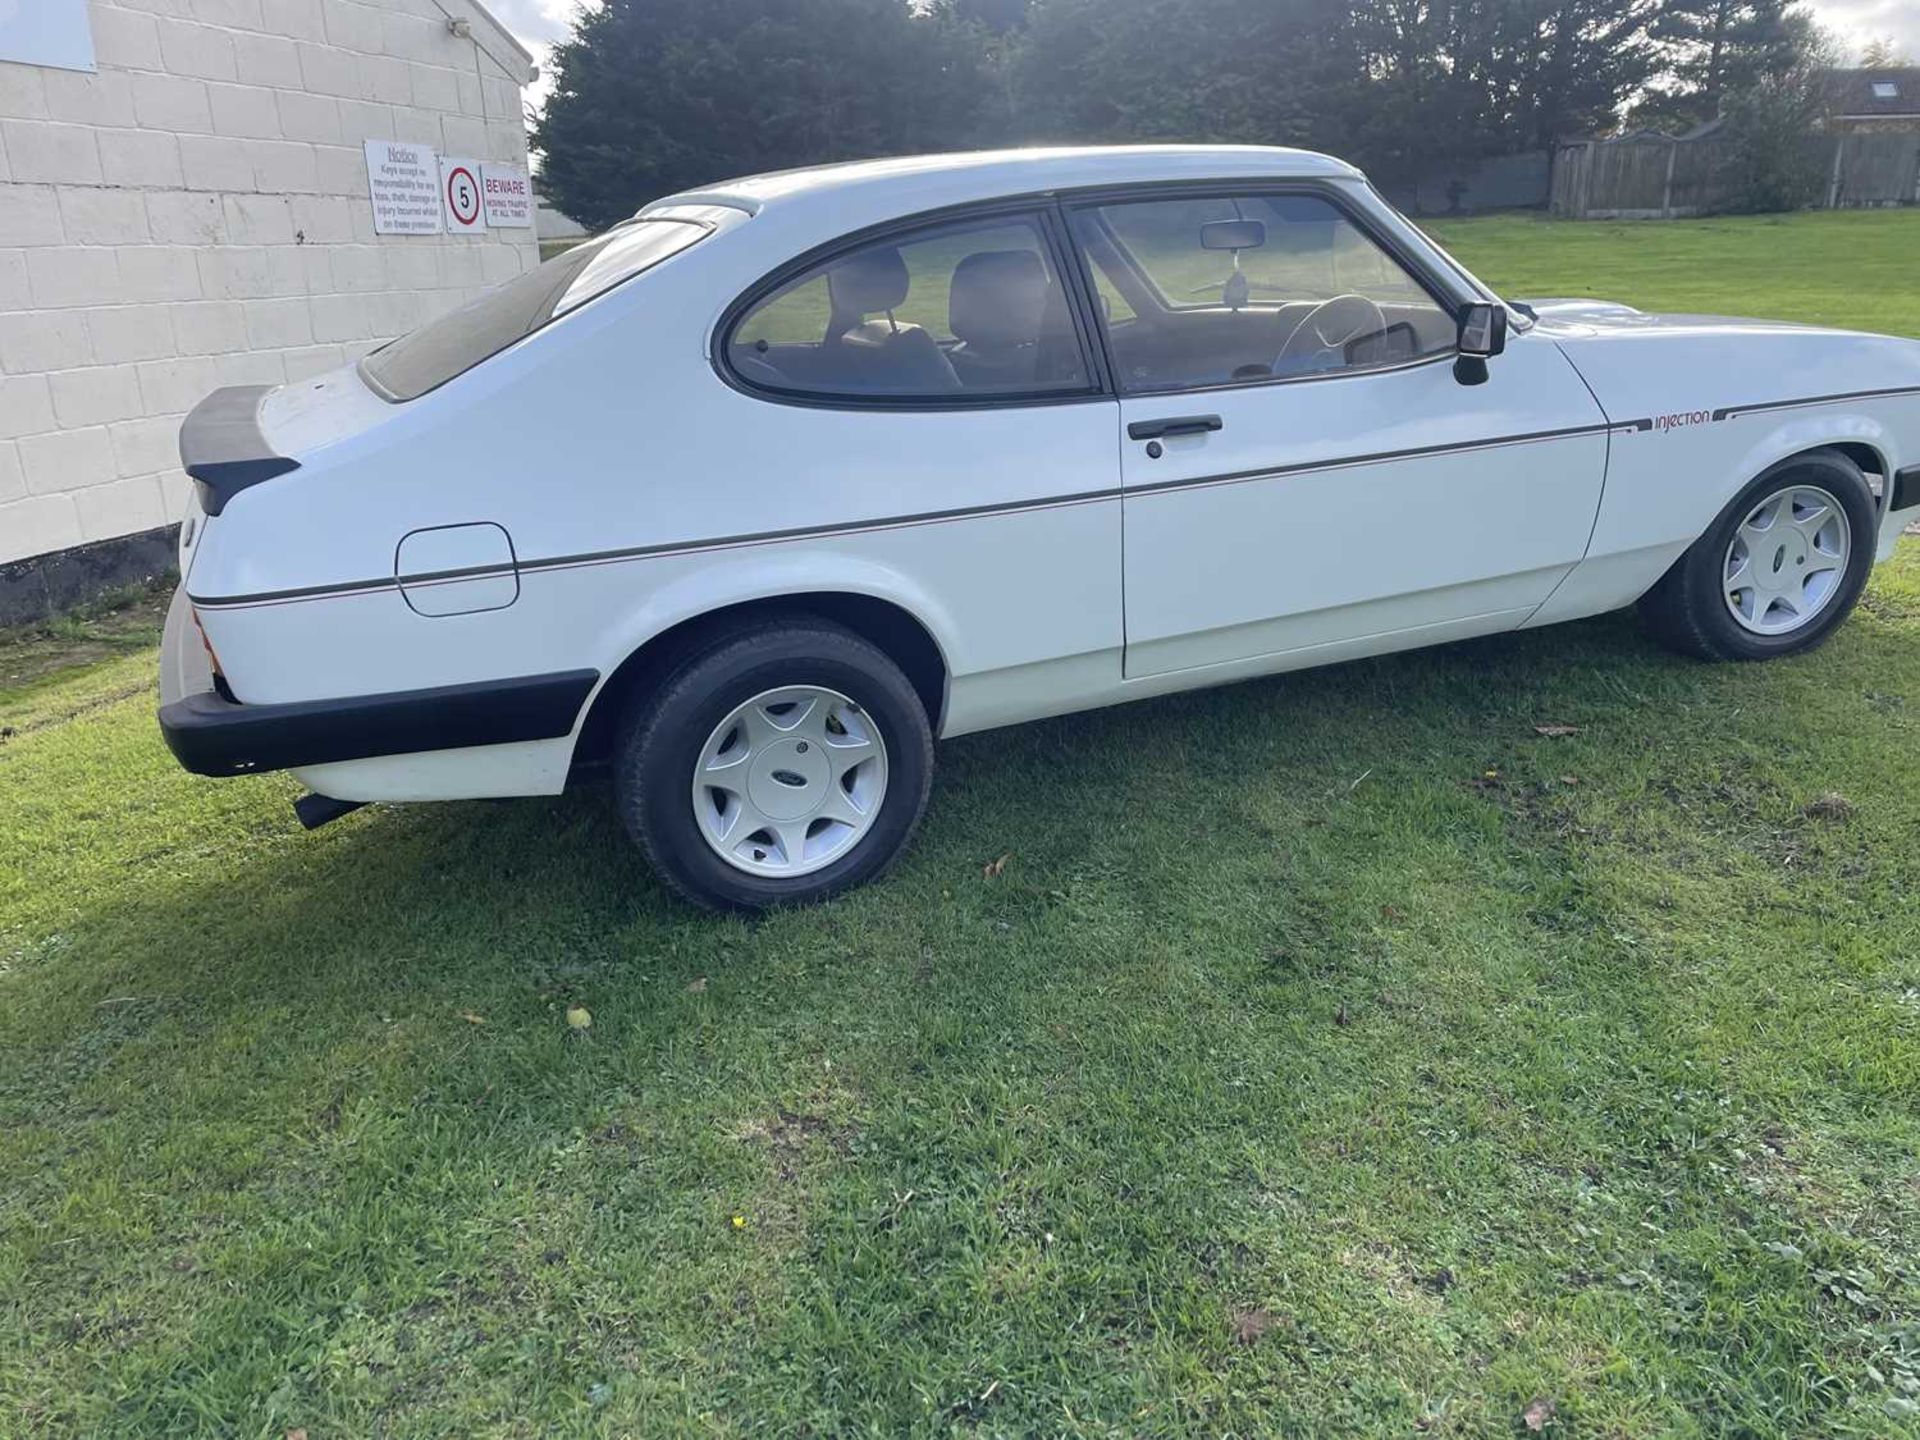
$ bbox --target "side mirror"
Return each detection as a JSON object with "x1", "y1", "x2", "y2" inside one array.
[
  {"x1": 1454, "y1": 302, "x2": 1507, "y2": 385},
  {"x1": 1458, "y1": 302, "x2": 1507, "y2": 357}
]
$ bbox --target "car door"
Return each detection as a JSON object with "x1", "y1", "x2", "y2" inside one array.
[
  {"x1": 710, "y1": 205, "x2": 1123, "y2": 737},
  {"x1": 1064, "y1": 189, "x2": 1611, "y2": 679}
]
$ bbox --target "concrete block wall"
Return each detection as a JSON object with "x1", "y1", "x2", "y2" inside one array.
[{"x1": 0, "y1": 0, "x2": 539, "y2": 566}]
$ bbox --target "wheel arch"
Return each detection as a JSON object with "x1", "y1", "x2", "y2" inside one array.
[
  {"x1": 1727, "y1": 421, "x2": 1892, "y2": 517},
  {"x1": 571, "y1": 591, "x2": 950, "y2": 772},
  {"x1": 1821, "y1": 440, "x2": 1890, "y2": 503}
]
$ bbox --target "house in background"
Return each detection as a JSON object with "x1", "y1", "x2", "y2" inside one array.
[
  {"x1": 1, "y1": 0, "x2": 540, "y2": 622},
  {"x1": 1823, "y1": 68, "x2": 1920, "y2": 133}
]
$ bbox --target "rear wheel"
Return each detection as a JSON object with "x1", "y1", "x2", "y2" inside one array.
[
  {"x1": 615, "y1": 620, "x2": 933, "y2": 911},
  {"x1": 1639, "y1": 449, "x2": 1875, "y2": 661}
]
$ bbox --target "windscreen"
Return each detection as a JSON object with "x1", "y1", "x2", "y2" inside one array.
[{"x1": 358, "y1": 218, "x2": 712, "y2": 402}]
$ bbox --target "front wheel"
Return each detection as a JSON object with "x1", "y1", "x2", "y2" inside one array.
[
  {"x1": 615, "y1": 620, "x2": 933, "y2": 911},
  {"x1": 1639, "y1": 449, "x2": 1876, "y2": 661}
]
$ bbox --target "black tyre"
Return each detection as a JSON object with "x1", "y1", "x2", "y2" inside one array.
[
  {"x1": 614, "y1": 620, "x2": 933, "y2": 911},
  {"x1": 1639, "y1": 448, "x2": 1876, "y2": 661}
]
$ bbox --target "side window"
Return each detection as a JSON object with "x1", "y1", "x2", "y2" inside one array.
[
  {"x1": 1068, "y1": 194, "x2": 1456, "y2": 394},
  {"x1": 727, "y1": 213, "x2": 1092, "y2": 401}
]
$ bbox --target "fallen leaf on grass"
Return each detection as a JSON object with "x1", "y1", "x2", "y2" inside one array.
[
  {"x1": 1230, "y1": 1307, "x2": 1276, "y2": 1345},
  {"x1": 1559, "y1": 774, "x2": 1581, "y2": 785},
  {"x1": 457, "y1": 1010, "x2": 486, "y2": 1026},
  {"x1": 949, "y1": 1378, "x2": 1001, "y2": 1418},
  {"x1": 1803, "y1": 791, "x2": 1852, "y2": 822},
  {"x1": 983, "y1": 853, "x2": 1011, "y2": 879},
  {"x1": 1523, "y1": 1396, "x2": 1557, "y2": 1431},
  {"x1": 1533, "y1": 724, "x2": 1580, "y2": 738},
  {"x1": 565, "y1": 1005, "x2": 592, "y2": 1030},
  {"x1": 684, "y1": 976, "x2": 708, "y2": 994}
]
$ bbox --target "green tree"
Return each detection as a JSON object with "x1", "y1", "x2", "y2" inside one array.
[
  {"x1": 1004, "y1": 0, "x2": 1659, "y2": 183},
  {"x1": 1347, "y1": 0, "x2": 1661, "y2": 177},
  {"x1": 1857, "y1": 37, "x2": 1912, "y2": 67},
  {"x1": 1010, "y1": 0, "x2": 1367, "y2": 154},
  {"x1": 1716, "y1": 31, "x2": 1835, "y2": 211},
  {"x1": 532, "y1": 0, "x2": 990, "y2": 230},
  {"x1": 1635, "y1": 0, "x2": 1816, "y2": 129}
]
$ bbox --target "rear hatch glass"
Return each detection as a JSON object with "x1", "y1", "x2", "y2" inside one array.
[{"x1": 358, "y1": 217, "x2": 714, "y2": 402}]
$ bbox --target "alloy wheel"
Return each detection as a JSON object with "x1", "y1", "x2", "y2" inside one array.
[
  {"x1": 690, "y1": 685, "x2": 889, "y2": 876},
  {"x1": 1722, "y1": 483, "x2": 1851, "y2": 637}
]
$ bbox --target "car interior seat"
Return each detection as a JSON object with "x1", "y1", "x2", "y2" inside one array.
[
  {"x1": 823, "y1": 246, "x2": 960, "y2": 393},
  {"x1": 946, "y1": 249, "x2": 1053, "y2": 389}
]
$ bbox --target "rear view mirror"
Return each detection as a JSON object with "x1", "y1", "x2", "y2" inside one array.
[{"x1": 1200, "y1": 219, "x2": 1266, "y2": 251}]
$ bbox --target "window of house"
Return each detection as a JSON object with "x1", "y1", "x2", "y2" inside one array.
[
  {"x1": 1067, "y1": 193, "x2": 1458, "y2": 394},
  {"x1": 726, "y1": 213, "x2": 1092, "y2": 401},
  {"x1": 1871, "y1": 81, "x2": 1900, "y2": 100}
]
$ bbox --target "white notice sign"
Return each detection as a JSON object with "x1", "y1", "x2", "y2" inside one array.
[
  {"x1": 481, "y1": 164, "x2": 533, "y2": 227},
  {"x1": 0, "y1": 0, "x2": 96, "y2": 73},
  {"x1": 440, "y1": 156, "x2": 486, "y2": 233},
  {"x1": 365, "y1": 140, "x2": 442, "y2": 235}
]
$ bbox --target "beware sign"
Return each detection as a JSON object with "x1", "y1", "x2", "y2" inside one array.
[
  {"x1": 365, "y1": 140, "x2": 442, "y2": 235},
  {"x1": 481, "y1": 164, "x2": 533, "y2": 227},
  {"x1": 440, "y1": 157, "x2": 485, "y2": 233}
]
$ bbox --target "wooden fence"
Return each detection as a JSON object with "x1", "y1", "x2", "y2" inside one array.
[
  {"x1": 1380, "y1": 150, "x2": 1553, "y2": 216},
  {"x1": 1552, "y1": 127, "x2": 1920, "y2": 218}
]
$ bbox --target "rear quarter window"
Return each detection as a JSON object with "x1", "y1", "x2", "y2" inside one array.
[{"x1": 359, "y1": 218, "x2": 713, "y2": 402}]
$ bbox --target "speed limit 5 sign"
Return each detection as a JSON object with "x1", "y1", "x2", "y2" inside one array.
[{"x1": 439, "y1": 157, "x2": 486, "y2": 233}]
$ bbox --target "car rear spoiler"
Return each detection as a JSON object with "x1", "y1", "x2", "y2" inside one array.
[{"x1": 179, "y1": 385, "x2": 299, "y2": 516}]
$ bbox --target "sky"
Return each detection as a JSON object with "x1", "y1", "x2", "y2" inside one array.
[
  {"x1": 478, "y1": 0, "x2": 579, "y2": 114},
  {"x1": 483, "y1": 0, "x2": 1920, "y2": 126}
]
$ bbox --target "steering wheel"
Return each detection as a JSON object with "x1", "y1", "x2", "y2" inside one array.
[{"x1": 1273, "y1": 294, "x2": 1388, "y2": 377}]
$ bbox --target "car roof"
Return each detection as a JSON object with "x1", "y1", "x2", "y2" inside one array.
[{"x1": 641, "y1": 145, "x2": 1365, "y2": 223}]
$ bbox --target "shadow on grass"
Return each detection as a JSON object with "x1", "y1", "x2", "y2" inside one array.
[
  {"x1": 8, "y1": 607, "x2": 1712, "y2": 1071},
  {"x1": 7, "y1": 604, "x2": 1914, "y2": 1434}
]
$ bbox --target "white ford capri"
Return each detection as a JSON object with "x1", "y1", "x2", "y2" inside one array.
[{"x1": 160, "y1": 145, "x2": 1920, "y2": 909}]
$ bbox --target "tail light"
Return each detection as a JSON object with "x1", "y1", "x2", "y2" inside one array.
[{"x1": 189, "y1": 606, "x2": 237, "y2": 702}]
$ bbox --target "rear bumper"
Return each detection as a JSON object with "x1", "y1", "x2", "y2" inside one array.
[{"x1": 156, "y1": 593, "x2": 598, "y2": 778}]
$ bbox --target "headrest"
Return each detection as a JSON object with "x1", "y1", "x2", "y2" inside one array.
[
  {"x1": 827, "y1": 246, "x2": 910, "y2": 318},
  {"x1": 949, "y1": 250, "x2": 1048, "y2": 349}
]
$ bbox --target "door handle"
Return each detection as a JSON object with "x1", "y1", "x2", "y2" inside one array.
[{"x1": 1128, "y1": 414, "x2": 1223, "y2": 441}]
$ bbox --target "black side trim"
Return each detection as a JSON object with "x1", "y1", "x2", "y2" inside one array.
[
  {"x1": 1710, "y1": 385, "x2": 1920, "y2": 423},
  {"x1": 1126, "y1": 419, "x2": 1623, "y2": 499},
  {"x1": 190, "y1": 417, "x2": 1646, "y2": 609},
  {"x1": 189, "y1": 486, "x2": 1123, "y2": 607},
  {"x1": 159, "y1": 668, "x2": 599, "y2": 778},
  {"x1": 179, "y1": 385, "x2": 299, "y2": 515},
  {"x1": 1893, "y1": 465, "x2": 1920, "y2": 512}
]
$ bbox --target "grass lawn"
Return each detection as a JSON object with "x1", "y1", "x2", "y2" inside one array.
[
  {"x1": 1425, "y1": 208, "x2": 1920, "y2": 339},
  {"x1": 4, "y1": 209, "x2": 1920, "y2": 1438}
]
